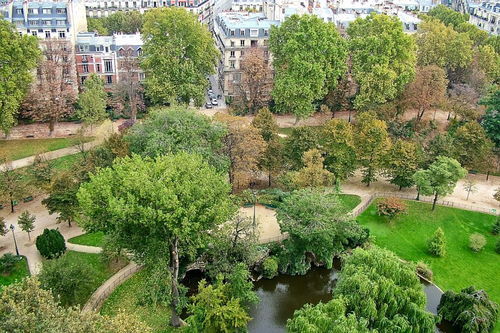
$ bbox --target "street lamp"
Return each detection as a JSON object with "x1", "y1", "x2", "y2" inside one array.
[{"x1": 9, "y1": 224, "x2": 20, "y2": 256}]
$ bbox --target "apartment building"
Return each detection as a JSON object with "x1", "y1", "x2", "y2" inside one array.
[
  {"x1": 213, "y1": 12, "x2": 279, "y2": 97},
  {"x1": 75, "y1": 31, "x2": 144, "y2": 88},
  {"x1": 469, "y1": 1, "x2": 499, "y2": 35}
]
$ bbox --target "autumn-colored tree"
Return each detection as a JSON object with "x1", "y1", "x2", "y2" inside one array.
[
  {"x1": 215, "y1": 114, "x2": 266, "y2": 191},
  {"x1": 23, "y1": 40, "x2": 77, "y2": 135},
  {"x1": 251, "y1": 107, "x2": 278, "y2": 142},
  {"x1": 385, "y1": 139, "x2": 419, "y2": 190},
  {"x1": 291, "y1": 148, "x2": 333, "y2": 188},
  {"x1": 453, "y1": 122, "x2": 494, "y2": 171},
  {"x1": 446, "y1": 84, "x2": 480, "y2": 121},
  {"x1": 321, "y1": 119, "x2": 357, "y2": 184},
  {"x1": 354, "y1": 112, "x2": 391, "y2": 186},
  {"x1": 260, "y1": 136, "x2": 285, "y2": 187},
  {"x1": 234, "y1": 48, "x2": 273, "y2": 114},
  {"x1": 403, "y1": 65, "x2": 448, "y2": 122}
]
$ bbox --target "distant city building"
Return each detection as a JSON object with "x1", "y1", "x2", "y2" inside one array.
[
  {"x1": 469, "y1": 1, "x2": 499, "y2": 35},
  {"x1": 75, "y1": 31, "x2": 144, "y2": 88},
  {"x1": 213, "y1": 11, "x2": 279, "y2": 97},
  {"x1": 231, "y1": 0, "x2": 263, "y2": 12}
]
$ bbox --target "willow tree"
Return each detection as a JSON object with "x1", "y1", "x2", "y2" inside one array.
[{"x1": 77, "y1": 153, "x2": 236, "y2": 327}]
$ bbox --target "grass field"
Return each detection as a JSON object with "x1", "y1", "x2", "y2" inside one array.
[
  {"x1": 357, "y1": 200, "x2": 500, "y2": 330},
  {"x1": 0, "y1": 137, "x2": 92, "y2": 161},
  {"x1": 68, "y1": 232, "x2": 105, "y2": 247},
  {"x1": 339, "y1": 194, "x2": 361, "y2": 212},
  {"x1": 51, "y1": 153, "x2": 84, "y2": 172},
  {"x1": 101, "y1": 269, "x2": 171, "y2": 332},
  {"x1": 0, "y1": 256, "x2": 29, "y2": 289}
]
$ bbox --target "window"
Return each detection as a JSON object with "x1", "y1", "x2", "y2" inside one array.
[
  {"x1": 28, "y1": 8, "x2": 38, "y2": 14},
  {"x1": 56, "y1": 8, "x2": 66, "y2": 14},
  {"x1": 240, "y1": 29, "x2": 245, "y2": 36},
  {"x1": 82, "y1": 55, "x2": 88, "y2": 62},
  {"x1": 229, "y1": 60, "x2": 235, "y2": 69},
  {"x1": 230, "y1": 41, "x2": 235, "y2": 47},
  {"x1": 240, "y1": 50, "x2": 244, "y2": 57},
  {"x1": 97, "y1": 45, "x2": 103, "y2": 51},
  {"x1": 42, "y1": 8, "x2": 52, "y2": 14},
  {"x1": 15, "y1": 8, "x2": 23, "y2": 14},
  {"x1": 251, "y1": 40, "x2": 257, "y2": 47},
  {"x1": 32, "y1": 31, "x2": 38, "y2": 36},
  {"x1": 137, "y1": 48, "x2": 143, "y2": 56},
  {"x1": 105, "y1": 46, "x2": 109, "y2": 52},
  {"x1": 96, "y1": 63, "x2": 101, "y2": 72},
  {"x1": 250, "y1": 29, "x2": 258, "y2": 37},
  {"x1": 57, "y1": 20, "x2": 66, "y2": 25},
  {"x1": 42, "y1": 20, "x2": 51, "y2": 26},
  {"x1": 264, "y1": 50, "x2": 269, "y2": 58},
  {"x1": 139, "y1": 72, "x2": 145, "y2": 80},
  {"x1": 81, "y1": 76, "x2": 86, "y2": 85},
  {"x1": 230, "y1": 50, "x2": 235, "y2": 58},
  {"x1": 83, "y1": 64, "x2": 89, "y2": 73},
  {"x1": 104, "y1": 59, "x2": 113, "y2": 72},
  {"x1": 29, "y1": 20, "x2": 38, "y2": 26},
  {"x1": 230, "y1": 29, "x2": 235, "y2": 36},
  {"x1": 58, "y1": 31, "x2": 65, "y2": 38},
  {"x1": 240, "y1": 40, "x2": 245, "y2": 47},
  {"x1": 106, "y1": 75, "x2": 113, "y2": 84},
  {"x1": 45, "y1": 31, "x2": 51, "y2": 38}
]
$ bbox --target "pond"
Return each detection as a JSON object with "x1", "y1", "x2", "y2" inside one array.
[{"x1": 248, "y1": 264, "x2": 456, "y2": 333}]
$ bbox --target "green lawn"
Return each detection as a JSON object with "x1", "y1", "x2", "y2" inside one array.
[
  {"x1": 0, "y1": 137, "x2": 92, "y2": 161},
  {"x1": 101, "y1": 269, "x2": 171, "y2": 332},
  {"x1": 68, "y1": 232, "x2": 105, "y2": 247},
  {"x1": 51, "y1": 153, "x2": 84, "y2": 172},
  {"x1": 357, "y1": 200, "x2": 500, "y2": 330},
  {"x1": 0, "y1": 256, "x2": 30, "y2": 288},
  {"x1": 339, "y1": 194, "x2": 361, "y2": 212},
  {"x1": 63, "y1": 251, "x2": 127, "y2": 305}
]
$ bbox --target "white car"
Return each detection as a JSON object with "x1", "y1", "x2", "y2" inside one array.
[
  {"x1": 211, "y1": 98, "x2": 218, "y2": 106},
  {"x1": 208, "y1": 89, "x2": 213, "y2": 95}
]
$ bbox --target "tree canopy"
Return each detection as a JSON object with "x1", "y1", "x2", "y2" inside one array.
[{"x1": 77, "y1": 73, "x2": 108, "y2": 126}]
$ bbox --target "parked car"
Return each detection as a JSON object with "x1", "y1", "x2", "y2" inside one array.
[
  {"x1": 208, "y1": 88, "x2": 213, "y2": 95},
  {"x1": 205, "y1": 102, "x2": 213, "y2": 109},
  {"x1": 211, "y1": 98, "x2": 218, "y2": 106}
]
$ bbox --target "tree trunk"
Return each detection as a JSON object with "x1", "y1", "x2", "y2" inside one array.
[
  {"x1": 416, "y1": 189, "x2": 420, "y2": 201},
  {"x1": 268, "y1": 173, "x2": 271, "y2": 187},
  {"x1": 170, "y1": 237, "x2": 182, "y2": 327},
  {"x1": 68, "y1": 219, "x2": 72, "y2": 227},
  {"x1": 432, "y1": 193, "x2": 438, "y2": 211},
  {"x1": 466, "y1": 190, "x2": 470, "y2": 200},
  {"x1": 10, "y1": 194, "x2": 14, "y2": 213},
  {"x1": 486, "y1": 171, "x2": 490, "y2": 181},
  {"x1": 348, "y1": 109, "x2": 352, "y2": 123},
  {"x1": 399, "y1": 185, "x2": 402, "y2": 191},
  {"x1": 49, "y1": 119, "x2": 55, "y2": 137},
  {"x1": 27, "y1": 232, "x2": 31, "y2": 241}
]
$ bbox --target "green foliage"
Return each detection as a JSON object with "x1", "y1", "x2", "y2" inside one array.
[
  {"x1": 17, "y1": 211, "x2": 35, "y2": 240},
  {"x1": 38, "y1": 253, "x2": 96, "y2": 306},
  {"x1": 126, "y1": 107, "x2": 228, "y2": 172},
  {"x1": 269, "y1": 14, "x2": 347, "y2": 119},
  {"x1": 251, "y1": 107, "x2": 278, "y2": 141},
  {"x1": 262, "y1": 257, "x2": 278, "y2": 279},
  {"x1": 184, "y1": 279, "x2": 251, "y2": 333},
  {"x1": 453, "y1": 121, "x2": 494, "y2": 171},
  {"x1": 384, "y1": 139, "x2": 419, "y2": 189},
  {"x1": 0, "y1": 20, "x2": 41, "y2": 134},
  {"x1": 495, "y1": 239, "x2": 500, "y2": 254},
  {"x1": 42, "y1": 172, "x2": 80, "y2": 227},
  {"x1": 348, "y1": 13, "x2": 416, "y2": 109},
  {"x1": 287, "y1": 297, "x2": 370, "y2": 333},
  {"x1": 141, "y1": 8, "x2": 218, "y2": 106},
  {"x1": 290, "y1": 149, "x2": 334, "y2": 188},
  {"x1": 480, "y1": 89, "x2": 500, "y2": 147},
  {"x1": 428, "y1": 227, "x2": 446, "y2": 257},
  {"x1": 35, "y1": 229, "x2": 66, "y2": 259},
  {"x1": 438, "y1": 286, "x2": 498, "y2": 333},
  {"x1": 226, "y1": 263, "x2": 258, "y2": 309},
  {"x1": 101, "y1": 11, "x2": 143, "y2": 34},
  {"x1": 86, "y1": 17, "x2": 108, "y2": 35},
  {"x1": 469, "y1": 233, "x2": 487, "y2": 252},
  {"x1": 376, "y1": 197, "x2": 407, "y2": 219},
  {"x1": 492, "y1": 217, "x2": 500, "y2": 235},
  {"x1": 427, "y1": 5, "x2": 469, "y2": 28},
  {"x1": 416, "y1": 261, "x2": 433, "y2": 281},
  {"x1": 77, "y1": 73, "x2": 108, "y2": 126},
  {"x1": 283, "y1": 126, "x2": 320, "y2": 170},
  {"x1": 0, "y1": 253, "x2": 18, "y2": 274}
]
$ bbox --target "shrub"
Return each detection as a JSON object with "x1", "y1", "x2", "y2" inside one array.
[
  {"x1": 262, "y1": 257, "x2": 278, "y2": 279},
  {"x1": 416, "y1": 261, "x2": 433, "y2": 281},
  {"x1": 36, "y1": 229, "x2": 66, "y2": 259},
  {"x1": 376, "y1": 197, "x2": 407, "y2": 219},
  {"x1": 496, "y1": 240, "x2": 500, "y2": 254},
  {"x1": 492, "y1": 217, "x2": 500, "y2": 235},
  {"x1": 469, "y1": 233, "x2": 486, "y2": 252},
  {"x1": 428, "y1": 227, "x2": 446, "y2": 257},
  {"x1": 0, "y1": 253, "x2": 18, "y2": 274}
]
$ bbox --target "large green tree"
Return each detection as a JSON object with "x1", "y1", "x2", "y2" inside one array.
[
  {"x1": 427, "y1": 5, "x2": 469, "y2": 28},
  {"x1": 141, "y1": 8, "x2": 218, "y2": 106},
  {"x1": 77, "y1": 153, "x2": 236, "y2": 327},
  {"x1": 347, "y1": 13, "x2": 416, "y2": 110},
  {"x1": 480, "y1": 89, "x2": 500, "y2": 147},
  {"x1": 385, "y1": 139, "x2": 419, "y2": 190},
  {"x1": 453, "y1": 121, "x2": 494, "y2": 171},
  {"x1": 0, "y1": 20, "x2": 41, "y2": 135},
  {"x1": 269, "y1": 14, "x2": 347, "y2": 120},
  {"x1": 283, "y1": 126, "x2": 320, "y2": 170},
  {"x1": 77, "y1": 73, "x2": 108, "y2": 127},
  {"x1": 413, "y1": 156, "x2": 467, "y2": 210}
]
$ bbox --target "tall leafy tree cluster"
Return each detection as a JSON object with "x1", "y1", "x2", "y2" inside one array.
[
  {"x1": 141, "y1": 8, "x2": 219, "y2": 106},
  {"x1": 77, "y1": 73, "x2": 108, "y2": 127},
  {"x1": 88, "y1": 11, "x2": 144, "y2": 35},
  {"x1": 348, "y1": 13, "x2": 416, "y2": 110},
  {"x1": 0, "y1": 20, "x2": 41, "y2": 135},
  {"x1": 269, "y1": 14, "x2": 347, "y2": 120}
]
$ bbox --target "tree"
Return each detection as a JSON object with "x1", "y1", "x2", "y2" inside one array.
[
  {"x1": 413, "y1": 156, "x2": 467, "y2": 210},
  {"x1": 260, "y1": 136, "x2": 285, "y2": 187},
  {"x1": 126, "y1": 107, "x2": 228, "y2": 172},
  {"x1": 453, "y1": 122, "x2": 494, "y2": 171},
  {"x1": 269, "y1": 14, "x2": 347, "y2": 120},
  {"x1": 416, "y1": 18, "x2": 473, "y2": 78},
  {"x1": 438, "y1": 286, "x2": 498, "y2": 333},
  {"x1": 215, "y1": 114, "x2": 266, "y2": 191},
  {"x1": 141, "y1": 8, "x2": 218, "y2": 106},
  {"x1": 251, "y1": 107, "x2": 278, "y2": 142},
  {"x1": 0, "y1": 217, "x2": 7, "y2": 237},
  {"x1": 36, "y1": 229, "x2": 66, "y2": 259},
  {"x1": 385, "y1": 139, "x2": 419, "y2": 190},
  {"x1": 184, "y1": 279, "x2": 251, "y2": 332},
  {"x1": 427, "y1": 5, "x2": 469, "y2": 28},
  {"x1": 283, "y1": 127, "x2": 320, "y2": 170},
  {"x1": 226, "y1": 263, "x2": 259, "y2": 309},
  {"x1": 0, "y1": 161, "x2": 29, "y2": 213},
  {"x1": 480, "y1": 89, "x2": 500, "y2": 147},
  {"x1": 348, "y1": 13, "x2": 416, "y2": 110},
  {"x1": 17, "y1": 211, "x2": 35, "y2": 241},
  {"x1": 102, "y1": 11, "x2": 143, "y2": 34},
  {"x1": 234, "y1": 48, "x2": 273, "y2": 114},
  {"x1": 76, "y1": 73, "x2": 107, "y2": 127},
  {"x1": 354, "y1": 112, "x2": 391, "y2": 186},
  {"x1": 495, "y1": 187, "x2": 500, "y2": 203},
  {"x1": 42, "y1": 172, "x2": 80, "y2": 227},
  {"x1": 22, "y1": 40, "x2": 77, "y2": 135},
  {"x1": 403, "y1": 65, "x2": 448, "y2": 122},
  {"x1": 321, "y1": 119, "x2": 357, "y2": 184},
  {"x1": 0, "y1": 20, "x2": 41, "y2": 135},
  {"x1": 476, "y1": 45, "x2": 500, "y2": 84},
  {"x1": 86, "y1": 17, "x2": 109, "y2": 35},
  {"x1": 77, "y1": 153, "x2": 236, "y2": 327},
  {"x1": 0, "y1": 277, "x2": 151, "y2": 333},
  {"x1": 424, "y1": 133, "x2": 456, "y2": 167},
  {"x1": 463, "y1": 179, "x2": 477, "y2": 200},
  {"x1": 38, "y1": 253, "x2": 96, "y2": 306},
  {"x1": 28, "y1": 154, "x2": 54, "y2": 190},
  {"x1": 291, "y1": 149, "x2": 334, "y2": 188},
  {"x1": 428, "y1": 227, "x2": 446, "y2": 256}
]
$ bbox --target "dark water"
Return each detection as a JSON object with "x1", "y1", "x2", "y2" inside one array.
[{"x1": 248, "y1": 267, "x2": 456, "y2": 333}]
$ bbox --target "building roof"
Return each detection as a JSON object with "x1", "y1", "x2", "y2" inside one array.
[{"x1": 217, "y1": 11, "x2": 280, "y2": 29}]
